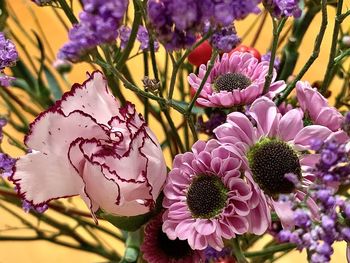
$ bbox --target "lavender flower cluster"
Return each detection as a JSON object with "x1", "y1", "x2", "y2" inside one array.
[
  {"x1": 147, "y1": 0, "x2": 260, "y2": 50},
  {"x1": 263, "y1": 0, "x2": 302, "y2": 18},
  {"x1": 58, "y1": 0, "x2": 129, "y2": 62},
  {"x1": 0, "y1": 32, "x2": 18, "y2": 87},
  {"x1": 278, "y1": 135, "x2": 350, "y2": 263}
]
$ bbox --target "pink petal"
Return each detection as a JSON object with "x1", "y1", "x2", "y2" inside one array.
[
  {"x1": 272, "y1": 199, "x2": 295, "y2": 229},
  {"x1": 195, "y1": 219, "x2": 217, "y2": 235},
  {"x1": 58, "y1": 71, "x2": 120, "y2": 125},
  {"x1": 278, "y1": 109, "x2": 304, "y2": 141},
  {"x1": 25, "y1": 110, "x2": 109, "y2": 154},
  {"x1": 293, "y1": 125, "x2": 332, "y2": 151},
  {"x1": 249, "y1": 97, "x2": 280, "y2": 137},
  {"x1": 11, "y1": 151, "x2": 84, "y2": 206}
]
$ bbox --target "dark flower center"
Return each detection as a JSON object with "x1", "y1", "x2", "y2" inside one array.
[
  {"x1": 186, "y1": 175, "x2": 228, "y2": 219},
  {"x1": 157, "y1": 229, "x2": 192, "y2": 260},
  {"x1": 247, "y1": 138, "x2": 302, "y2": 197},
  {"x1": 214, "y1": 73, "x2": 251, "y2": 92}
]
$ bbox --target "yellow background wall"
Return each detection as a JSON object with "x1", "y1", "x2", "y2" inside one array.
[{"x1": 0, "y1": 0, "x2": 347, "y2": 262}]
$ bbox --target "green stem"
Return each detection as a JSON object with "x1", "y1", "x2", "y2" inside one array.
[
  {"x1": 263, "y1": 17, "x2": 287, "y2": 94},
  {"x1": 232, "y1": 238, "x2": 248, "y2": 263},
  {"x1": 116, "y1": 0, "x2": 141, "y2": 69},
  {"x1": 57, "y1": 0, "x2": 78, "y2": 24},
  {"x1": 278, "y1": 4, "x2": 321, "y2": 80},
  {"x1": 334, "y1": 48, "x2": 350, "y2": 65},
  {"x1": 187, "y1": 50, "x2": 218, "y2": 114},
  {"x1": 276, "y1": 0, "x2": 327, "y2": 106},
  {"x1": 244, "y1": 243, "x2": 296, "y2": 258},
  {"x1": 2, "y1": 130, "x2": 27, "y2": 152},
  {"x1": 320, "y1": 0, "x2": 344, "y2": 94},
  {"x1": 168, "y1": 31, "x2": 212, "y2": 100}
]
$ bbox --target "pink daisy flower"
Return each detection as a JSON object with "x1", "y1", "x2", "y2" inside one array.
[
  {"x1": 188, "y1": 51, "x2": 285, "y2": 108},
  {"x1": 141, "y1": 213, "x2": 202, "y2": 263},
  {"x1": 296, "y1": 81, "x2": 344, "y2": 131},
  {"x1": 214, "y1": 97, "x2": 347, "y2": 229},
  {"x1": 162, "y1": 139, "x2": 270, "y2": 251}
]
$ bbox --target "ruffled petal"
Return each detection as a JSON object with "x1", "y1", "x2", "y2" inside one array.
[
  {"x1": 293, "y1": 125, "x2": 333, "y2": 151},
  {"x1": 57, "y1": 71, "x2": 120, "y2": 125},
  {"x1": 11, "y1": 151, "x2": 84, "y2": 206}
]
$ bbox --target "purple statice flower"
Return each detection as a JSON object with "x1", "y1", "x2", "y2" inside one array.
[
  {"x1": 204, "y1": 246, "x2": 232, "y2": 262},
  {"x1": 118, "y1": 26, "x2": 131, "y2": 50},
  {"x1": 147, "y1": 0, "x2": 260, "y2": 50},
  {"x1": 263, "y1": 0, "x2": 302, "y2": 18},
  {"x1": 0, "y1": 73, "x2": 15, "y2": 87},
  {"x1": 211, "y1": 25, "x2": 241, "y2": 52},
  {"x1": 58, "y1": 0, "x2": 129, "y2": 62},
  {"x1": 0, "y1": 153, "x2": 16, "y2": 178},
  {"x1": 197, "y1": 110, "x2": 227, "y2": 136},
  {"x1": 136, "y1": 26, "x2": 159, "y2": 51},
  {"x1": 0, "y1": 117, "x2": 7, "y2": 142},
  {"x1": 261, "y1": 51, "x2": 281, "y2": 70},
  {"x1": 277, "y1": 139, "x2": 350, "y2": 263},
  {"x1": 118, "y1": 25, "x2": 159, "y2": 51},
  {"x1": 22, "y1": 200, "x2": 48, "y2": 214},
  {"x1": 0, "y1": 33, "x2": 18, "y2": 70}
]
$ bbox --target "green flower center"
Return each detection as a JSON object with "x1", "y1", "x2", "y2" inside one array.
[
  {"x1": 157, "y1": 229, "x2": 192, "y2": 259},
  {"x1": 247, "y1": 138, "x2": 301, "y2": 197},
  {"x1": 186, "y1": 175, "x2": 228, "y2": 219},
  {"x1": 214, "y1": 73, "x2": 251, "y2": 92}
]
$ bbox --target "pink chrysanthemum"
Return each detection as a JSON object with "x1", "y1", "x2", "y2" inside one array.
[
  {"x1": 141, "y1": 213, "x2": 202, "y2": 263},
  {"x1": 188, "y1": 52, "x2": 285, "y2": 108},
  {"x1": 162, "y1": 139, "x2": 270, "y2": 251},
  {"x1": 296, "y1": 81, "x2": 344, "y2": 131},
  {"x1": 214, "y1": 97, "x2": 348, "y2": 229}
]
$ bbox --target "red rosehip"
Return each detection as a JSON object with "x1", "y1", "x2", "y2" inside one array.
[
  {"x1": 229, "y1": 44, "x2": 261, "y2": 61},
  {"x1": 188, "y1": 40, "x2": 213, "y2": 67}
]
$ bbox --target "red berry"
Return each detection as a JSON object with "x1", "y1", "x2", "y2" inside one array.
[
  {"x1": 188, "y1": 40, "x2": 213, "y2": 67},
  {"x1": 229, "y1": 44, "x2": 261, "y2": 61}
]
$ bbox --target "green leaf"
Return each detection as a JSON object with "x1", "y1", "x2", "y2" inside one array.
[
  {"x1": 44, "y1": 66, "x2": 63, "y2": 100},
  {"x1": 99, "y1": 210, "x2": 154, "y2": 232},
  {"x1": 99, "y1": 193, "x2": 164, "y2": 232}
]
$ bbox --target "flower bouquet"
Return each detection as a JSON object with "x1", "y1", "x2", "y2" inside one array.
[{"x1": 1, "y1": 0, "x2": 350, "y2": 262}]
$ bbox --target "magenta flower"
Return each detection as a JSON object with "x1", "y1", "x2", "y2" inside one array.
[
  {"x1": 188, "y1": 52, "x2": 285, "y2": 108},
  {"x1": 296, "y1": 81, "x2": 344, "y2": 131},
  {"x1": 141, "y1": 213, "x2": 202, "y2": 263},
  {"x1": 162, "y1": 139, "x2": 270, "y2": 251},
  {"x1": 10, "y1": 71, "x2": 167, "y2": 221},
  {"x1": 214, "y1": 97, "x2": 347, "y2": 229}
]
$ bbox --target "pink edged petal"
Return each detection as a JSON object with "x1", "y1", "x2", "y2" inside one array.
[
  {"x1": 278, "y1": 109, "x2": 304, "y2": 141},
  {"x1": 58, "y1": 71, "x2": 120, "y2": 125},
  {"x1": 11, "y1": 151, "x2": 84, "y2": 206},
  {"x1": 218, "y1": 220, "x2": 235, "y2": 239},
  {"x1": 272, "y1": 199, "x2": 295, "y2": 229},
  {"x1": 249, "y1": 97, "x2": 280, "y2": 137},
  {"x1": 206, "y1": 234, "x2": 224, "y2": 251},
  {"x1": 230, "y1": 197, "x2": 250, "y2": 216},
  {"x1": 296, "y1": 190, "x2": 320, "y2": 220},
  {"x1": 194, "y1": 219, "x2": 217, "y2": 235},
  {"x1": 192, "y1": 140, "x2": 207, "y2": 155},
  {"x1": 175, "y1": 219, "x2": 197, "y2": 240},
  {"x1": 226, "y1": 215, "x2": 249, "y2": 235},
  {"x1": 315, "y1": 107, "x2": 344, "y2": 131},
  {"x1": 300, "y1": 154, "x2": 320, "y2": 168},
  {"x1": 25, "y1": 110, "x2": 109, "y2": 154},
  {"x1": 225, "y1": 112, "x2": 257, "y2": 145},
  {"x1": 326, "y1": 130, "x2": 349, "y2": 144},
  {"x1": 293, "y1": 125, "x2": 332, "y2": 151},
  {"x1": 188, "y1": 230, "x2": 208, "y2": 250}
]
